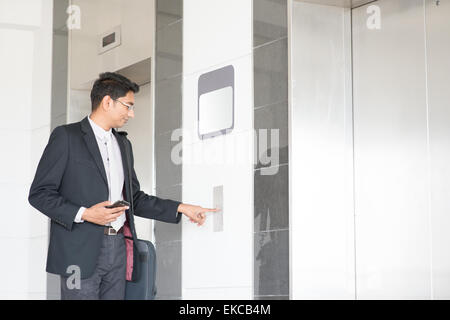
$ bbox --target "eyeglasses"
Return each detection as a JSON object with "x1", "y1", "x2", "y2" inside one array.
[{"x1": 114, "y1": 99, "x2": 134, "y2": 111}]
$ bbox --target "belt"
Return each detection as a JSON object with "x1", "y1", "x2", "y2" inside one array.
[{"x1": 104, "y1": 226, "x2": 123, "y2": 235}]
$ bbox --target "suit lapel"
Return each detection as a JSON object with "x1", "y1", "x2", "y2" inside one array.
[
  {"x1": 113, "y1": 129, "x2": 132, "y2": 203},
  {"x1": 113, "y1": 129, "x2": 137, "y2": 236},
  {"x1": 80, "y1": 116, "x2": 108, "y2": 188}
]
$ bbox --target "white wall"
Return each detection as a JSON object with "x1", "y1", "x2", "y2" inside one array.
[
  {"x1": 67, "y1": 89, "x2": 91, "y2": 123},
  {"x1": 182, "y1": 0, "x2": 253, "y2": 299},
  {"x1": 0, "y1": 0, "x2": 53, "y2": 299},
  {"x1": 70, "y1": 0, "x2": 154, "y2": 89}
]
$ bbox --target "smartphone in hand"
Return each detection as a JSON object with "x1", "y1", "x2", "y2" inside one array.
[{"x1": 105, "y1": 200, "x2": 130, "y2": 209}]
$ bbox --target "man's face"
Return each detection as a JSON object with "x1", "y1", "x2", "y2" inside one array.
[{"x1": 108, "y1": 91, "x2": 135, "y2": 128}]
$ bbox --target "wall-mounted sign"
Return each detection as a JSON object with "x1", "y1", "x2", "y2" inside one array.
[{"x1": 198, "y1": 65, "x2": 234, "y2": 140}]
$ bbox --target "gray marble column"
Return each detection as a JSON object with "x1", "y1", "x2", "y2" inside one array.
[
  {"x1": 48, "y1": 0, "x2": 69, "y2": 300},
  {"x1": 253, "y1": 0, "x2": 289, "y2": 300},
  {"x1": 154, "y1": 0, "x2": 183, "y2": 300}
]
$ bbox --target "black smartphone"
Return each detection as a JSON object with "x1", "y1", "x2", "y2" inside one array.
[{"x1": 105, "y1": 200, "x2": 130, "y2": 209}]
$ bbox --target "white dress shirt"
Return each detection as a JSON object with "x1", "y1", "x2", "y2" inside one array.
[{"x1": 75, "y1": 116, "x2": 126, "y2": 231}]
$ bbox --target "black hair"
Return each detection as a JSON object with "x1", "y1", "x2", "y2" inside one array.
[{"x1": 90, "y1": 72, "x2": 140, "y2": 111}]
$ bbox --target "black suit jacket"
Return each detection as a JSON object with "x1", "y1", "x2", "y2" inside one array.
[{"x1": 28, "y1": 116, "x2": 181, "y2": 280}]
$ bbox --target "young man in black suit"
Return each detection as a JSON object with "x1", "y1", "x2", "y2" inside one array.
[{"x1": 29, "y1": 72, "x2": 216, "y2": 299}]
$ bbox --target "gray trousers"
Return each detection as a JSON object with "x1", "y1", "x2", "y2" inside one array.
[{"x1": 60, "y1": 233, "x2": 127, "y2": 300}]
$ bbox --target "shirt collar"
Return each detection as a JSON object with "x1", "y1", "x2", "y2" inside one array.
[{"x1": 88, "y1": 115, "x2": 112, "y2": 141}]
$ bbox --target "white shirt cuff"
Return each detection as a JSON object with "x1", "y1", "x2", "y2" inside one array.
[{"x1": 75, "y1": 207, "x2": 86, "y2": 223}]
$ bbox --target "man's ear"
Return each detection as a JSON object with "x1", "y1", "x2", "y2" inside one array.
[{"x1": 101, "y1": 95, "x2": 112, "y2": 111}]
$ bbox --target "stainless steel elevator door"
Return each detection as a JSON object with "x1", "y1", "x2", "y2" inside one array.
[
  {"x1": 426, "y1": 0, "x2": 450, "y2": 299},
  {"x1": 352, "y1": 0, "x2": 431, "y2": 299},
  {"x1": 290, "y1": 1, "x2": 355, "y2": 299}
]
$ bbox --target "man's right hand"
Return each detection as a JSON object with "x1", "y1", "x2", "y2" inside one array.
[{"x1": 81, "y1": 201, "x2": 128, "y2": 226}]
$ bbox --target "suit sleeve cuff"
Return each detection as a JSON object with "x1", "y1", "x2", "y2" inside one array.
[
  {"x1": 75, "y1": 207, "x2": 86, "y2": 223},
  {"x1": 173, "y1": 201, "x2": 182, "y2": 223},
  {"x1": 176, "y1": 211, "x2": 182, "y2": 223}
]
